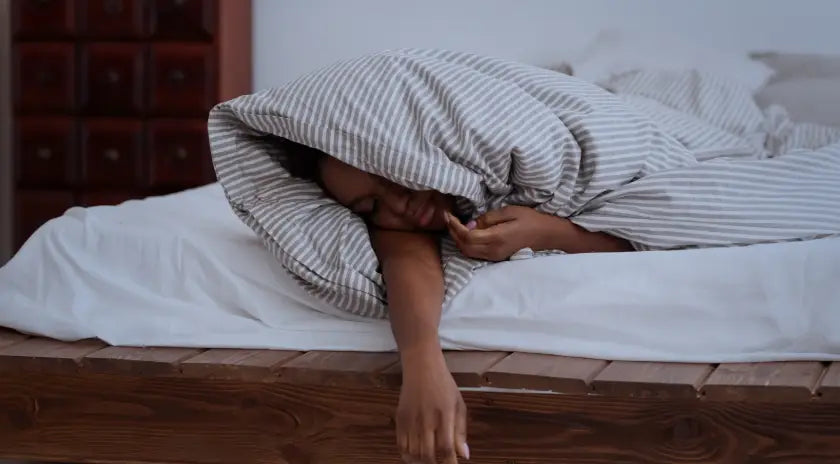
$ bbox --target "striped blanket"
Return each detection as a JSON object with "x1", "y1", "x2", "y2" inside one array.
[{"x1": 209, "y1": 49, "x2": 840, "y2": 319}]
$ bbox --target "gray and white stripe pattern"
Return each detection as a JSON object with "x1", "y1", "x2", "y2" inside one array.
[{"x1": 208, "y1": 49, "x2": 840, "y2": 319}]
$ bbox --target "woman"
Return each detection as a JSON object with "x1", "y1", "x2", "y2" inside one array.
[{"x1": 285, "y1": 140, "x2": 631, "y2": 464}]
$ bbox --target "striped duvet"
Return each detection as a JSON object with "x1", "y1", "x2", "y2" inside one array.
[{"x1": 208, "y1": 49, "x2": 840, "y2": 319}]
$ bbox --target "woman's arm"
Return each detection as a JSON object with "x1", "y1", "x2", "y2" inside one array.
[
  {"x1": 532, "y1": 215, "x2": 633, "y2": 254},
  {"x1": 372, "y1": 228, "x2": 468, "y2": 464},
  {"x1": 446, "y1": 207, "x2": 632, "y2": 262}
]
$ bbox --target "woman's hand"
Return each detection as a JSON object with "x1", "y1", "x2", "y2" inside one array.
[
  {"x1": 398, "y1": 352, "x2": 469, "y2": 464},
  {"x1": 445, "y1": 206, "x2": 633, "y2": 259},
  {"x1": 445, "y1": 206, "x2": 558, "y2": 261}
]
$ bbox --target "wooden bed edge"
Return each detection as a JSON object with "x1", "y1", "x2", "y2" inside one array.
[
  {"x1": 1, "y1": 329, "x2": 840, "y2": 401},
  {"x1": 2, "y1": 370, "x2": 840, "y2": 464}
]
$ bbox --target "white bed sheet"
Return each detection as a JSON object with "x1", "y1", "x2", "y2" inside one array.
[{"x1": 1, "y1": 184, "x2": 839, "y2": 362}]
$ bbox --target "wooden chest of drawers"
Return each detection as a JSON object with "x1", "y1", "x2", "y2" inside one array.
[{"x1": 10, "y1": 0, "x2": 251, "y2": 250}]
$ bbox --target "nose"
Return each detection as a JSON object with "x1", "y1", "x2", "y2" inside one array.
[{"x1": 381, "y1": 184, "x2": 410, "y2": 216}]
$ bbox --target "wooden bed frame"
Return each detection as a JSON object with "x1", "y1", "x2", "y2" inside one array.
[{"x1": 1, "y1": 327, "x2": 839, "y2": 464}]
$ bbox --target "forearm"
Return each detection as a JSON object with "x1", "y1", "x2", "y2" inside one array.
[
  {"x1": 533, "y1": 215, "x2": 633, "y2": 254},
  {"x1": 372, "y1": 229, "x2": 445, "y2": 364}
]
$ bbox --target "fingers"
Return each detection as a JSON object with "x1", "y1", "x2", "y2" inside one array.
[
  {"x1": 437, "y1": 411, "x2": 458, "y2": 464},
  {"x1": 455, "y1": 399, "x2": 469, "y2": 460},
  {"x1": 446, "y1": 211, "x2": 518, "y2": 261},
  {"x1": 397, "y1": 428, "x2": 411, "y2": 463},
  {"x1": 421, "y1": 424, "x2": 436, "y2": 464},
  {"x1": 476, "y1": 206, "x2": 519, "y2": 228},
  {"x1": 445, "y1": 212, "x2": 492, "y2": 244}
]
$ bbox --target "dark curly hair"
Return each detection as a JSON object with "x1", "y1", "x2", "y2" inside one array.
[{"x1": 267, "y1": 136, "x2": 328, "y2": 186}]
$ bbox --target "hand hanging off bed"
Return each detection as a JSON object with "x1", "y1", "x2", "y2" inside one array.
[{"x1": 281, "y1": 141, "x2": 633, "y2": 463}]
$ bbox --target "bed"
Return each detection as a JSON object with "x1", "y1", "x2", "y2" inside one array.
[
  {"x1": 2, "y1": 183, "x2": 840, "y2": 463},
  {"x1": 3, "y1": 42, "x2": 840, "y2": 464}
]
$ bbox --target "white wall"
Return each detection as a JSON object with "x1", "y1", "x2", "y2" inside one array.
[{"x1": 254, "y1": 0, "x2": 840, "y2": 89}]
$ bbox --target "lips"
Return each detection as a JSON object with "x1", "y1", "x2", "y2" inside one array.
[{"x1": 418, "y1": 203, "x2": 436, "y2": 227}]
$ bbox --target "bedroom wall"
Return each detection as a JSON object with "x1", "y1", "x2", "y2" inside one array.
[{"x1": 253, "y1": 0, "x2": 840, "y2": 89}]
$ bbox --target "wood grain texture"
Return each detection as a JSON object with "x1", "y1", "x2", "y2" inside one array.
[
  {"x1": 592, "y1": 362, "x2": 713, "y2": 399},
  {"x1": 485, "y1": 353, "x2": 607, "y2": 393},
  {"x1": 383, "y1": 351, "x2": 509, "y2": 387},
  {"x1": 83, "y1": 346, "x2": 205, "y2": 376},
  {"x1": 702, "y1": 362, "x2": 825, "y2": 401},
  {"x1": 180, "y1": 349, "x2": 301, "y2": 381},
  {"x1": 3, "y1": 372, "x2": 840, "y2": 464},
  {"x1": 278, "y1": 351, "x2": 399, "y2": 388},
  {"x1": 217, "y1": 0, "x2": 252, "y2": 101},
  {"x1": 817, "y1": 362, "x2": 840, "y2": 402},
  {"x1": 0, "y1": 337, "x2": 105, "y2": 373},
  {"x1": 0, "y1": 328, "x2": 28, "y2": 349}
]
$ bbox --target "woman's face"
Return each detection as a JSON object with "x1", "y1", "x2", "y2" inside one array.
[{"x1": 319, "y1": 156, "x2": 453, "y2": 232}]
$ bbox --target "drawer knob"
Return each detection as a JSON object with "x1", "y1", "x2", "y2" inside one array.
[
  {"x1": 36, "y1": 147, "x2": 53, "y2": 160},
  {"x1": 167, "y1": 69, "x2": 186, "y2": 84},
  {"x1": 106, "y1": 69, "x2": 122, "y2": 84},
  {"x1": 104, "y1": 149, "x2": 121, "y2": 162},
  {"x1": 173, "y1": 0, "x2": 187, "y2": 6},
  {"x1": 174, "y1": 146, "x2": 189, "y2": 160},
  {"x1": 35, "y1": 70, "x2": 55, "y2": 84}
]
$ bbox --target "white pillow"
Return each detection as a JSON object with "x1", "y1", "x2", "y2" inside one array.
[
  {"x1": 755, "y1": 78, "x2": 840, "y2": 127},
  {"x1": 752, "y1": 52, "x2": 840, "y2": 83},
  {"x1": 570, "y1": 29, "x2": 774, "y2": 92}
]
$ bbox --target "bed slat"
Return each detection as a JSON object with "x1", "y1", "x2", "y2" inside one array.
[
  {"x1": 383, "y1": 351, "x2": 509, "y2": 388},
  {"x1": 83, "y1": 346, "x2": 205, "y2": 376},
  {"x1": 701, "y1": 362, "x2": 824, "y2": 401},
  {"x1": 0, "y1": 328, "x2": 29, "y2": 349},
  {"x1": 180, "y1": 349, "x2": 302, "y2": 381},
  {"x1": 591, "y1": 361, "x2": 712, "y2": 398},
  {"x1": 0, "y1": 337, "x2": 106, "y2": 373},
  {"x1": 277, "y1": 351, "x2": 399, "y2": 387},
  {"x1": 817, "y1": 362, "x2": 840, "y2": 402},
  {"x1": 484, "y1": 353, "x2": 606, "y2": 393}
]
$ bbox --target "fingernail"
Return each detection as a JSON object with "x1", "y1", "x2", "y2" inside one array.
[
  {"x1": 466, "y1": 221, "x2": 477, "y2": 231},
  {"x1": 464, "y1": 443, "x2": 470, "y2": 460}
]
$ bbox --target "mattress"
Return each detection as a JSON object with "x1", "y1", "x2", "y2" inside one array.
[{"x1": 1, "y1": 183, "x2": 839, "y2": 362}]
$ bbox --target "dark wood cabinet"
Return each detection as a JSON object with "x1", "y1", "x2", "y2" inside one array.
[
  {"x1": 80, "y1": 43, "x2": 146, "y2": 114},
  {"x1": 12, "y1": 0, "x2": 77, "y2": 39},
  {"x1": 14, "y1": 117, "x2": 77, "y2": 187},
  {"x1": 150, "y1": 0, "x2": 215, "y2": 39},
  {"x1": 147, "y1": 119, "x2": 211, "y2": 187},
  {"x1": 78, "y1": 0, "x2": 147, "y2": 38},
  {"x1": 14, "y1": 190, "x2": 77, "y2": 247},
  {"x1": 81, "y1": 120, "x2": 145, "y2": 186},
  {"x1": 149, "y1": 43, "x2": 215, "y2": 115},
  {"x1": 13, "y1": 43, "x2": 76, "y2": 113},
  {"x1": 10, "y1": 0, "x2": 252, "y2": 250}
]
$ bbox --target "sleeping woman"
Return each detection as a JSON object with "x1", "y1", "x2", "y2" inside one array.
[
  {"x1": 283, "y1": 139, "x2": 632, "y2": 464},
  {"x1": 212, "y1": 48, "x2": 840, "y2": 464}
]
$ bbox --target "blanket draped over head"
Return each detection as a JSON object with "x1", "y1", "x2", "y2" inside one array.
[{"x1": 208, "y1": 49, "x2": 840, "y2": 319}]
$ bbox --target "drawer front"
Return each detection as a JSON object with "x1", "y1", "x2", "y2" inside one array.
[
  {"x1": 147, "y1": 120, "x2": 212, "y2": 187},
  {"x1": 149, "y1": 0, "x2": 215, "y2": 40},
  {"x1": 81, "y1": 43, "x2": 146, "y2": 115},
  {"x1": 15, "y1": 190, "x2": 77, "y2": 249},
  {"x1": 149, "y1": 44, "x2": 216, "y2": 115},
  {"x1": 12, "y1": 0, "x2": 77, "y2": 39},
  {"x1": 15, "y1": 118, "x2": 77, "y2": 187},
  {"x1": 81, "y1": 120, "x2": 145, "y2": 187},
  {"x1": 79, "y1": 0, "x2": 147, "y2": 38},
  {"x1": 13, "y1": 43, "x2": 76, "y2": 113}
]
